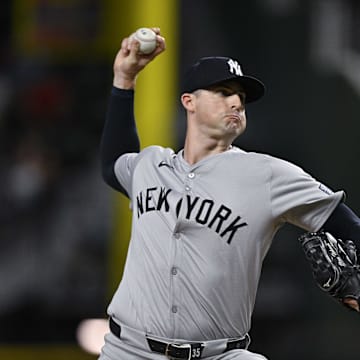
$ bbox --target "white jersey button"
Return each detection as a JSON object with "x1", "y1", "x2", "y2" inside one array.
[
  {"x1": 185, "y1": 185, "x2": 191, "y2": 191},
  {"x1": 188, "y1": 172, "x2": 195, "y2": 179},
  {"x1": 171, "y1": 305, "x2": 178, "y2": 313},
  {"x1": 171, "y1": 267, "x2": 178, "y2": 275},
  {"x1": 174, "y1": 232, "x2": 180, "y2": 239}
]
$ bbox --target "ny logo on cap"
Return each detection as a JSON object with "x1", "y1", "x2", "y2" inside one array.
[{"x1": 227, "y1": 59, "x2": 243, "y2": 76}]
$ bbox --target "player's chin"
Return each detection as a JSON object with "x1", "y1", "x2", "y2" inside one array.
[{"x1": 225, "y1": 121, "x2": 246, "y2": 136}]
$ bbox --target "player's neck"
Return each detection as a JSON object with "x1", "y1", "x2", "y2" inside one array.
[{"x1": 183, "y1": 134, "x2": 232, "y2": 165}]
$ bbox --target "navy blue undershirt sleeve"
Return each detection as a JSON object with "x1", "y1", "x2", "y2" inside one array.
[
  {"x1": 322, "y1": 202, "x2": 360, "y2": 249},
  {"x1": 100, "y1": 87, "x2": 140, "y2": 195}
]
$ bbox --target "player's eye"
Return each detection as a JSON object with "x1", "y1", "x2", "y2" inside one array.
[
  {"x1": 220, "y1": 89, "x2": 236, "y2": 96},
  {"x1": 212, "y1": 86, "x2": 243, "y2": 98},
  {"x1": 218, "y1": 89, "x2": 246, "y2": 104},
  {"x1": 211, "y1": 87, "x2": 234, "y2": 96},
  {"x1": 206, "y1": 85, "x2": 246, "y2": 104}
]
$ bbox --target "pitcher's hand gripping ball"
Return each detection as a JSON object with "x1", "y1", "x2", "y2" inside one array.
[
  {"x1": 299, "y1": 231, "x2": 360, "y2": 312},
  {"x1": 130, "y1": 28, "x2": 157, "y2": 54}
]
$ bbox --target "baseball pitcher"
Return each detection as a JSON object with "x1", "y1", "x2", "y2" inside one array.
[{"x1": 98, "y1": 28, "x2": 360, "y2": 360}]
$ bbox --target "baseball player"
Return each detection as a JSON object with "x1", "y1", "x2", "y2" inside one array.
[{"x1": 98, "y1": 28, "x2": 360, "y2": 359}]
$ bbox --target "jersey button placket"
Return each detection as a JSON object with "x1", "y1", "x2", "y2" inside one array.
[
  {"x1": 184, "y1": 171, "x2": 195, "y2": 193},
  {"x1": 170, "y1": 231, "x2": 181, "y2": 334},
  {"x1": 171, "y1": 266, "x2": 179, "y2": 317}
]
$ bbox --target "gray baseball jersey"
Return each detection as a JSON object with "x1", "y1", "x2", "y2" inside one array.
[{"x1": 107, "y1": 145, "x2": 343, "y2": 341}]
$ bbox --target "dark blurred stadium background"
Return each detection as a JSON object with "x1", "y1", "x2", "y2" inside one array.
[{"x1": 0, "y1": 1, "x2": 360, "y2": 359}]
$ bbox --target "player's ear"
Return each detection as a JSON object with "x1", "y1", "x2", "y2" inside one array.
[{"x1": 181, "y1": 93, "x2": 195, "y2": 112}]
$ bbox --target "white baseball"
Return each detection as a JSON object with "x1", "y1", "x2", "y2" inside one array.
[{"x1": 131, "y1": 28, "x2": 157, "y2": 54}]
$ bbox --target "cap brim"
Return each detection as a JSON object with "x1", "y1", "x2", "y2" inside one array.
[
  {"x1": 235, "y1": 76, "x2": 265, "y2": 103},
  {"x1": 207, "y1": 75, "x2": 265, "y2": 103}
]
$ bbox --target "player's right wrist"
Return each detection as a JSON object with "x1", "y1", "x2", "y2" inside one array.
[{"x1": 113, "y1": 74, "x2": 137, "y2": 90}]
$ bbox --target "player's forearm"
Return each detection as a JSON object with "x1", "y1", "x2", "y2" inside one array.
[
  {"x1": 100, "y1": 87, "x2": 140, "y2": 191},
  {"x1": 323, "y1": 202, "x2": 360, "y2": 249}
]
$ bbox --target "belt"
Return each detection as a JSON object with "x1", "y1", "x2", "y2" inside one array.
[{"x1": 109, "y1": 317, "x2": 250, "y2": 359}]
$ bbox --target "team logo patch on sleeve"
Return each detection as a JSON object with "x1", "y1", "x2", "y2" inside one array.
[{"x1": 319, "y1": 183, "x2": 334, "y2": 195}]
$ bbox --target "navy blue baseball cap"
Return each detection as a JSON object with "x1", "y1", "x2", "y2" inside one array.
[{"x1": 181, "y1": 56, "x2": 265, "y2": 103}]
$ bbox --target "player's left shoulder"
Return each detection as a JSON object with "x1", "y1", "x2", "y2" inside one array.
[
  {"x1": 241, "y1": 149, "x2": 304, "y2": 172},
  {"x1": 228, "y1": 146, "x2": 274, "y2": 164},
  {"x1": 229, "y1": 147, "x2": 307, "y2": 178}
]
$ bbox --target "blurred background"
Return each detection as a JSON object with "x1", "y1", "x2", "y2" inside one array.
[{"x1": 0, "y1": 0, "x2": 360, "y2": 359}]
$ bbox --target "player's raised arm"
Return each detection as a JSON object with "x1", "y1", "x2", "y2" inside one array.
[{"x1": 100, "y1": 28, "x2": 165, "y2": 193}]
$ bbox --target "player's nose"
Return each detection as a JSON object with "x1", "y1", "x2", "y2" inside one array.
[{"x1": 227, "y1": 94, "x2": 243, "y2": 112}]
